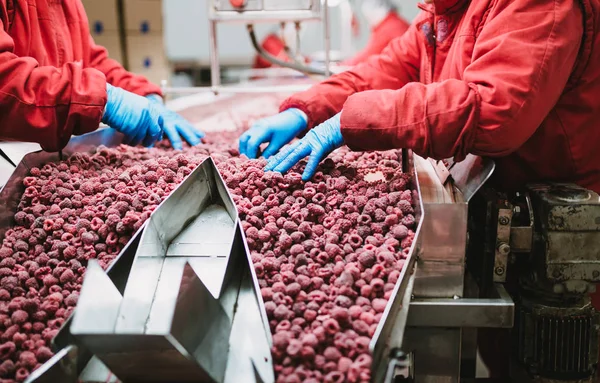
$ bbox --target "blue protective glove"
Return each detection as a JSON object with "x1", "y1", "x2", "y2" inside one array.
[
  {"x1": 265, "y1": 113, "x2": 344, "y2": 181},
  {"x1": 146, "y1": 94, "x2": 205, "y2": 150},
  {"x1": 102, "y1": 84, "x2": 163, "y2": 147},
  {"x1": 239, "y1": 108, "x2": 308, "y2": 159}
]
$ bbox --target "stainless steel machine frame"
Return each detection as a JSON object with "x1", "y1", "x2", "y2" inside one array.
[
  {"x1": 161, "y1": 0, "x2": 331, "y2": 96},
  {"x1": 209, "y1": 0, "x2": 331, "y2": 90}
]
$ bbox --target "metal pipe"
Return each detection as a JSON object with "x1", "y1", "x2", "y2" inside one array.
[
  {"x1": 324, "y1": 0, "x2": 331, "y2": 76},
  {"x1": 161, "y1": 84, "x2": 312, "y2": 95},
  {"x1": 248, "y1": 24, "x2": 327, "y2": 76},
  {"x1": 209, "y1": 20, "x2": 220, "y2": 93}
]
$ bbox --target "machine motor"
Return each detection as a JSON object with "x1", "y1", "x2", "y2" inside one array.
[{"x1": 468, "y1": 183, "x2": 600, "y2": 382}]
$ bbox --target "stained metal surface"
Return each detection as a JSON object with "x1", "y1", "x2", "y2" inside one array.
[
  {"x1": 528, "y1": 183, "x2": 600, "y2": 283},
  {"x1": 510, "y1": 226, "x2": 533, "y2": 253},
  {"x1": 493, "y1": 205, "x2": 513, "y2": 283},
  {"x1": 413, "y1": 156, "x2": 467, "y2": 299},
  {"x1": 403, "y1": 327, "x2": 463, "y2": 383}
]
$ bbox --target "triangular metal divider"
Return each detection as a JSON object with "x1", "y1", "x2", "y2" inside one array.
[
  {"x1": 171, "y1": 262, "x2": 232, "y2": 383},
  {"x1": 49, "y1": 156, "x2": 276, "y2": 382}
]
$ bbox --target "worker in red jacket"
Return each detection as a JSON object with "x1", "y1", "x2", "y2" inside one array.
[
  {"x1": 342, "y1": 0, "x2": 410, "y2": 67},
  {"x1": 240, "y1": 0, "x2": 600, "y2": 196},
  {"x1": 0, "y1": 0, "x2": 204, "y2": 152},
  {"x1": 253, "y1": 0, "x2": 409, "y2": 69}
]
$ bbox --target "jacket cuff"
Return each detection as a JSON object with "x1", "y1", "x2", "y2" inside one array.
[
  {"x1": 340, "y1": 91, "x2": 399, "y2": 152},
  {"x1": 69, "y1": 68, "x2": 108, "y2": 137}
]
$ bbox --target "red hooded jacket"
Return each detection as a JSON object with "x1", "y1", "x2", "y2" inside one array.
[
  {"x1": 281, "y1": 0, "x2": 600, "y2": 193},
  {"x1": 0, "y1": 0, "x2": 161, "y2": 152}
]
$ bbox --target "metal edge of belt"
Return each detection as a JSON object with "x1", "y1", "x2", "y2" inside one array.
[{"x1": 370, "y1": 149, "x2": 424, "y2": 383}]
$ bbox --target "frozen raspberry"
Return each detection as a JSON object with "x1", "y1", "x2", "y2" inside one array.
[
  {"x1": 19, "y1": 350, "x2": 37, "y2": 369},
  {"x1": 11, "y1": 310, "x2": 28, "y2": 324},
  {"x1": 286, "y1": 339, "x2": 302, "y2": 357},
  {"x1": 372, "y1": 298, "x2": 388, "y2": 313},
  {"x1": 371, "y1": 278, "x2": 385, "y2": 292},
  {"x1": 274, "y1": 304, "x2": 292, "y2": 320},
  {"x1": 358, "y1": 252, "x2": 376, "y2": 268},
  {"x1": 0, "y1": 359, "x2": 15, "y2": 377},
  {"x1": 323, "y1": 318, "x2": 340, "y2": 335}
]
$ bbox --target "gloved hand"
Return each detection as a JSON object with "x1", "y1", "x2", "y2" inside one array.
[
  {"x1": 146, "y1": 94, "x2": 205, "y2": 150},
  {"x1": 102, "y1": 84, "x2": 163, "y2": 147},
  {"x1": 239, "y1": 108, "x2": 307, "y2": 159},
  {"x1": 265, "y1": 113, "x2": 343, "y2": 181}
]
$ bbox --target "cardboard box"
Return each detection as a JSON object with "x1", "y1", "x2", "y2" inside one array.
[
  {"x1": 81, "y1": 0, "x2": 120, "y2": 34},
  {"x1": 93, "y1": 33, "x2": 124, "y2": 64},
  {"x1": 123, "y1": 0, "x2": 163, "y2": 34},
  {"x1": 131, "y1": 65, "x2": 170, "y2": 86},
  {"x1": 126, "y1": 34, "x2": 169, "y2": 84}
]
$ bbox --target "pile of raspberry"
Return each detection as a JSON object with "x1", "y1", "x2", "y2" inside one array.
[
  {"x1": 0, "y1": 128, "x2": 415, "y2": 383},
  {"x1": 219, "y1": 149, "x2": 415, "y2": 383},
  {"x1": 0, "y1": 131, "x2": 242, "y2": 382}
]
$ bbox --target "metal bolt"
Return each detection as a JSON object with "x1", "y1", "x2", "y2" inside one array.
[
  {"x1": 495, "y1": 267, "x2": 505, "y2": 275},
  {"x1": 497, "y1": 242, "x2": 511, "y2": 256},
  {"x1": 499, "y1": 216, "x2": 510, "y2": 225}
]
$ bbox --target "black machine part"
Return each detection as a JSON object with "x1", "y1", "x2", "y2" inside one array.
[
  {"x1": 466, "y1": 183, "x2": 600, "y2": 382},
  {"x1": 516, "y1": 287, "x2": 599, "y2": 382}
]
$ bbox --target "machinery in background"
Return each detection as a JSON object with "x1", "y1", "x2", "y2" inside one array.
[
  {"x1": 161, "y1": 0, "x2": 332, "y2": 96},
  {"x1": 468, "y1": 183, "x2": 600, "y2": 382}
]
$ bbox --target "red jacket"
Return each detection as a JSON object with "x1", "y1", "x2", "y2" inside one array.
[
  {"x1": 282, "y1": 0, "x2": 600, "y2": 194},
  {"x1": 252, "y1": 34, "x2": 290, "y2": 69},
  {"x1": 343, "y1": 12, "x2": 410, "y2": 67},
  {"x1": 0, "y1": 0, "x2": 161, "y2": 152}
]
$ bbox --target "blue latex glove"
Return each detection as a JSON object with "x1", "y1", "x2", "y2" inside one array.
[
  {"x1": 146, "y1": 94, "x2": 205, "y2": 150},
  {"x1": 102, "y1": 84, "x2": 163, "y2": 147},
  {"x1": 239, "y1": 108, "x2": 307, "y2": 159},
  {"x1": 265, "y1": 113, "x2": 344, "y2": 181}
]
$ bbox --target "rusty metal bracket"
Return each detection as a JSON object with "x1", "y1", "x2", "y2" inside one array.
[{"x1": 494, "y1": 204, "x2": 513, "y2": 282}]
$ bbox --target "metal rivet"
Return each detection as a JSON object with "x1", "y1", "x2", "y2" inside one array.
[
  {"x1": 499, "y1": 216, "x2": 510, "y2": 225},
  {"x1": 495, "y1": 267, "x2": 505, "y2": 275}
]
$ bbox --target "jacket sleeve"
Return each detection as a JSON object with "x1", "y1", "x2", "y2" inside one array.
[
  {"x1": 279, "y1": 17, "x2": 422, "y2": 130},
  {"x1": 86, "y1": 35, "x2": 162, "y2": 97},
  {"x1": 340, "y1": 0, "x2": 583, "y2": 161},
  {"x1": 0, "y1": 18, "x2": 107, "y2": 151}
]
